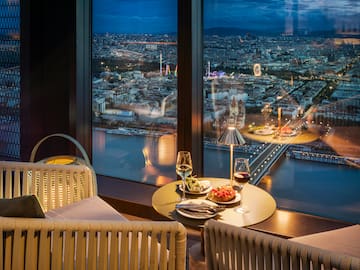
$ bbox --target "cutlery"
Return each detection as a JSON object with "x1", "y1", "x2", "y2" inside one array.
[
  {"x1": 176, "y1": 203, "x2": 225, "y2": 214},
  {"x1": 177, "y1": 208, "x2": 215, "y2": 217}
]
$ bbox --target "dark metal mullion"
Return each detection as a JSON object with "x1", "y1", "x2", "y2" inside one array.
[
  {"x1": 177, "y1": 0, "x2": 192, "y2": 154},
  {"x1": 75, "y1": 0, "x2": 92, "y2": 161},
  {"x1": 178, "y1": 0, "x2": 204, "y2": 176},
  {"x1": 191, "y1": 0, "x2": 204, "y2": 176}
]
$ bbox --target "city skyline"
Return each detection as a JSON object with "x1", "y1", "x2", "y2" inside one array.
[{"x1": 93, "y1": 0, "x2": 360, "y2": 34}]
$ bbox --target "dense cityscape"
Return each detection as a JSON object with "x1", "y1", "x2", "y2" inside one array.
[
  {"x1": 92, "y1": 32, "x2": 360, "y2": 170},
  {"x1": 0, "y1": 0, "x2": 358, "y2": 223}
]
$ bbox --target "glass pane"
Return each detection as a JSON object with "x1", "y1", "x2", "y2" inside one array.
[
  {"x1": 203, "y1": 0, "x2": 360, "y2": 223},
  {"x1": 0, "y1": 0, "x2": 20, "y2": 158},
  {"x1": 92, "y1": 0, "x2": 178, "y2": 185}
]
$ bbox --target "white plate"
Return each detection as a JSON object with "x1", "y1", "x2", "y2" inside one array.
[
  {"x1": 176, "y1": 199, "x2": 219, "y2": 219},
  {"x1": 254, "y1": 128, "x2": 274, "y2": 136},
  {"x1": 207, "y1": 193, "x2": 241, "y2": 205},
  {"x1": 280, "y1": 130, "x2": 297, "y2": 137},
  {"x1": 178, "y1": 181, "x2": 212, "y2": 195}
]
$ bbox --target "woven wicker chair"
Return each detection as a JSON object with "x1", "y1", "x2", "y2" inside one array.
[
  {"x1": 0, "y1": 217, "x2": 187, "y2": 270},
  {"x1": 204, "y1": 219, "x2": 360, "y2": 270},
  {"x1": 0, "y1": 160, "x2": 188, "y2": 269},
  {"x1": 0, "y1": 160, "x2": 97, "y2": 211}
]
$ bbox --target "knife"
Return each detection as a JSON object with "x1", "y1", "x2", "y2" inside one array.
[
  {"x1": 176, "y1": 204, "x2": 225, "y2": 213},
  {"x1": 177, "y1": 207, "x2": 216, "y2": 217}
]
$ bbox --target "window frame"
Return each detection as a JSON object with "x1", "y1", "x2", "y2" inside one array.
[
  {"x1": 76, "y1": 0, "x2": 93, "y2": 158},
  {"x1": 177, "y1": 0, "x2": 204, "y2": 175}
]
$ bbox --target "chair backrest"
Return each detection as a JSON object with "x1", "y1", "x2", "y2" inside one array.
[
  {"x1": 204, "y1": 219, "x2": 360, "y2": 270},
  {"x1": 0, "y1": 161, "x2": 97, "y2": 211},
  {"x1": 0, "y1": 218, "x2": 187, "y2": 270}
]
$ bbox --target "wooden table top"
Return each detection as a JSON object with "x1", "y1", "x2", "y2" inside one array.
[{"x1": 152, "y1": 178, "x2": 277, "y2": 229}]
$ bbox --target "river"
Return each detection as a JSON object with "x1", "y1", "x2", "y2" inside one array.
[{"x1": 93, "y1": 129, "x2": 360, "y2": 223}]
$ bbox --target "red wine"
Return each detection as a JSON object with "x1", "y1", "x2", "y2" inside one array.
[{"x1": 234, "y1": 171, "x2": 250, "y2": 183}]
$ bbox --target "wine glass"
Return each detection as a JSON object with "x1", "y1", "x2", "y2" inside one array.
[
  {"x1": 233, "y1": 157, "x2": 251, "y2": 214},
  {"x1": 176, "y1": 151, "x2": 193, "y2": 201}
]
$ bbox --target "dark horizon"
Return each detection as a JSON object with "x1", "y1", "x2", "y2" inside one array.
[{"x1": 93, "y1": 26, "x2": 359, "y2": 39}]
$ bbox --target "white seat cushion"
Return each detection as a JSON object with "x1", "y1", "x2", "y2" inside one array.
[
  {"x1": 45, "y1": 196, "x2": 128, "y2": 221},
  {"x1": 45, "y1": 196, "x2": 169, "y2": 264},
  {"x1": 290, "y1": 224, "x2": 360, "y2": 258}
]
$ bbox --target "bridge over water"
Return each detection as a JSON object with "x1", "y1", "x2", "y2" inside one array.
[{"x1": 249, "y1": 143, "x2": 289, "y2": 185}]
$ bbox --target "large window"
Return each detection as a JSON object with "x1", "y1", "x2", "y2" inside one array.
[
  {"x1": 92, "y1": 0, "x2": 178, "y2": 185},
  {"x1": 92, "y1": 0, "x2": 360, "y2": 223},
  {"x1": 203, "y1": 0, "x2": 360, "y2": 223}
]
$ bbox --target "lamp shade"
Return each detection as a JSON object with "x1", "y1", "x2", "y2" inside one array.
[{"x1": 218, "y1": 126, "x2": 245, "y2": 146}]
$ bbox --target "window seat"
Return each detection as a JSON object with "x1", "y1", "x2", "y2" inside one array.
[{"x1": 97, "y1": 174, "x2": 352, "y2": 238}]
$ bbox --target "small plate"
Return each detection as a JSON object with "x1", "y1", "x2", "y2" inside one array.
[
  {"x1": 254, "y1": 128, "x2": 274, "y2": 136},
  {"x1": 176, "y1": 199, "x2": 219, "y2": 219},
  {"x1": 207, "y1": 193, "x2": 241, "y2": 205},
  {"x1": 280, "y1": 130, "x2": 297, "y2": 137},
  {"x1": 178, "y1": 181, "x2": 212, "y2": 195}
]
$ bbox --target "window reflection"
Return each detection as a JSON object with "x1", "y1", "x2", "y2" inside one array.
[
  {"x1": 91, "y1": 0, "x2": 360, "y2": 222},
  {"x1": 204, "y1": 0, "x2": 360, "y2": 223},
  {"x1": 92, "y1": 1, "x2": 178, "y2": 184}
]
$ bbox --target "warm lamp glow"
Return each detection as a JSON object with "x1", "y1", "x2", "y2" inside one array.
[
  {"x1": 218, "y1": 124, "x2": 246, "y2": 183},
  {"x1": 218, "y1": 126, "x2": 245, "y2": 146},
  {"x1": 155, "y1": 175, "x2": 172, "y2": 186},
  {"x1": 142, "y1": 147, "x2": 152, "y2": 166},
  {"x1": 158, "y1": 134, "x2": 176, "y2": 166},
  {"x1": 262, "y1": 175, "x2": 273, "y2": 191},
  {"x1": 276, "y1": 210, "x2": 291, "y2": 227},
  {"x1": 45, "y1": 157, "x2": 76, "y2": 165}
]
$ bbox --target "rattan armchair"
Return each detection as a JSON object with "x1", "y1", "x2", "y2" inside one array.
[
  {"x1": 0, "y1": 160, "x2": 187, "y2": 269},
  {"x1": 0, "y1": 160, "x2": 97, "y2": 211},
  {"x1": 0, "y1": 218, "x2": 187, "y2": 270},
  {"x1": 204, "y1": 219, "x2": 360, "y2": 270}
]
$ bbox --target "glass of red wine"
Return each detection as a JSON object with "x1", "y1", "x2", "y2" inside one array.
[{"x1": 233, "y1": 157, "x2": 250, "y2": 214}]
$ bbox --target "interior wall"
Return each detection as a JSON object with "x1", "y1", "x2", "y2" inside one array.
[{"x1": 20, "y1": 0, "x2": 76, "y2": 161}]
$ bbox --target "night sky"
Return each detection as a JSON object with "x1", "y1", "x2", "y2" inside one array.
[{"x1": 93, "y1": 0, "x2": 360, "y2": 34}]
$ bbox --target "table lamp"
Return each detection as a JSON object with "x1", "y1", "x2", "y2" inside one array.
[{"x1": 218, "y1": 124, "x2": 246, "y2": 185}]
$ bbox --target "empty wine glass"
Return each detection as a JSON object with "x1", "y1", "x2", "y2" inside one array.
[
  {"x1": 233, "y1": 157, "x2": 250, "y2": 214},
  {"x1": 176, "y1": 151, "x2": 193, "y2": 201}
]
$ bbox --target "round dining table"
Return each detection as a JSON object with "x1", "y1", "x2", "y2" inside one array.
[{"x1": 152, "y1": 177, "x2": 277, "y2": 228}]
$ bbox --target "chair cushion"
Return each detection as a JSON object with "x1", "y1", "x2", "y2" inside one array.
[
  {"x1": 0, "y1": 195, "x2": 45, "y2": 218},
  {"x1": 290, "y1": 225, "x2": 360, "y2": 258},
  {"x1": 45, "y1": 196, "x2": 128, "y2": 221}
]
